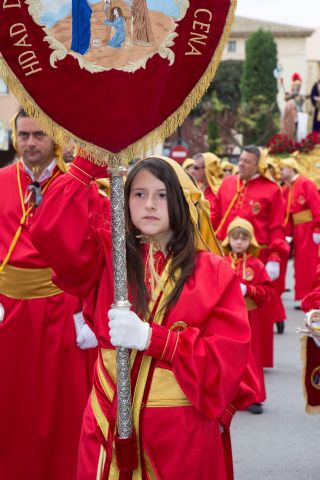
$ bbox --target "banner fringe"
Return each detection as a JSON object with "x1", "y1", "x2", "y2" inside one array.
[{"x1": 0, "y1": 0, "x2": 237, "y2": 166}]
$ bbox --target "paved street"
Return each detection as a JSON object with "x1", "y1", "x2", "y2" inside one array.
[{"x1": 232, "y1": 261, "x2": 320, "y2": 480}]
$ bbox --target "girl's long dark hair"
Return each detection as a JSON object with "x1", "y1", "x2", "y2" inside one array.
[{"x1": 125, "y1": 158, "x2": 196, "y2": 317}]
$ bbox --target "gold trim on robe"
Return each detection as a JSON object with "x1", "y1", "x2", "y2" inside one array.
[
  {"x1": 96, "y1": 446, "x2": 107, "y2": 480},
  {"x1": 144, "y1": 451, "x2": 158, "y2": 479}
]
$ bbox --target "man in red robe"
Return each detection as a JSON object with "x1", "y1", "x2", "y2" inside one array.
[
  {"x1": 0, "y1": 109, "x2": 99, "y2": 480},
  {"x1": 280, "y1": 157, "x2": 320, "y2": 304},
  {"x1": 212, "y1": 145, "x2": 289, "y2": 366}
]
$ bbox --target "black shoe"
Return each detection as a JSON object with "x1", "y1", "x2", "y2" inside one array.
[
  {"x1": 276, "y1": 321, "x2": 285, "y2": 334},
  {"x1": 294, "y1": 305, "x2": 301, "y2": 310},
  {"x1": 247, "y1": 403, "x2": 263, "y2": 414},
  {"x1": 284, "y1": 288, "x2": 291, "y2": 292}
]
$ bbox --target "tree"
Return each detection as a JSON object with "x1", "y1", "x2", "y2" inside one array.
[
  {"x1": 239, "y1": 29, "x2": 279, "y2": 145},
  {"x1": 210, "y1": 60, "x2": 243, "y2": 111},
  {"x1": 185, "y1": 60, "x2": 244, "y2": 154}
]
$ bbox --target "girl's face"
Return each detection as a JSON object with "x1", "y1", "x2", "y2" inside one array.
[
  {"x1": 129, "y1": 169, "x2": 172, "y2": 252},
  {"x1": 229, "y1": 233, "x2": 250, "y2": 254},
  {"x1": 113, "y1": 8, "x2": 119, "y2": 17}
]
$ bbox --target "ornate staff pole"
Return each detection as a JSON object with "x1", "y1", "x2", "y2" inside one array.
[{"x1": 108, "y1": 157, "x2": 133, "y2": 440}]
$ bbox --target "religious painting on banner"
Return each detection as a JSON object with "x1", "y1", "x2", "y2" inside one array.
[{"x1": 0, "y1": 0, "x2": 237, "y2": 161}]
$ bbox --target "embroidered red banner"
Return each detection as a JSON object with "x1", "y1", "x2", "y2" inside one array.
[
  {"x1": 0, "y1": 0, "x2": 236, "y2": 161},
  {"x1": 302, "y1": 336, "x2": 320, "y2": 414}
]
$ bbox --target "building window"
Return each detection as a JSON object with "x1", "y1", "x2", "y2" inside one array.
[
  {"x1": 227, "y1": 40, "x2": 236, "y2": 52},
  {"x1": 0, "y1": 78, "x2": 8, "y2": 95}
]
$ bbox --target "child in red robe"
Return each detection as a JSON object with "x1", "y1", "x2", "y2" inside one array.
[
  {"x1": 31, "y1": 155, "x2": 257, "y2": 480},
  {"x1": 222, "y1": 217, "x2": 274, "y2": 414}
]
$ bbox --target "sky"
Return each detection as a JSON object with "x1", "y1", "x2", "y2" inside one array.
[
  {"x1": 38, "y1": 0, "x2": 320, "y2": 30},
  {"x1": 236, "y1": 0, "x2": 320, "y2": 29}
]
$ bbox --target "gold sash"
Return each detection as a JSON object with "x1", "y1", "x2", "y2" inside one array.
[
  {"x1": 0, "y1": 264, "x2": 62, "y2": 299},
  {"x1": 99, "y1": 349, "x2": 190, "y2": 408},
  {"x1": 292, "y1": 209, "x2": 313, "y2": 225}
]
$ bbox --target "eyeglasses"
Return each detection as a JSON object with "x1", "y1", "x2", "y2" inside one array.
[{"x1": 193, "y1": 166, "x2": 205, "y2": 171}]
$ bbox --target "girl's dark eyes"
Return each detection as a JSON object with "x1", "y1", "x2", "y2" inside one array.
[{"x1": 133, "y1": 192, "x2": 167, "y2": 198}]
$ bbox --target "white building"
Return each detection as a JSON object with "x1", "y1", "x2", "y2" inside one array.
[
  {"x1": 222, "y1": 16, "x2": 314, "y2": 114},
  {"x1": 306, "y1": 28, "x2": 320, "y2": 103}
]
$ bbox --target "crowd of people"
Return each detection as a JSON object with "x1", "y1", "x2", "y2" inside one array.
[{"x1": 0, "y1": 107, "x2": 319, "y2": 479}]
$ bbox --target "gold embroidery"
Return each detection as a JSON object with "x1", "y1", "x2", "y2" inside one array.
[
  {"x1": 311, "y1": 366, "x2": 320, "y2": 391},
  {"x1": 170, "y1": 321, "x2": 188, "y2": 332}
]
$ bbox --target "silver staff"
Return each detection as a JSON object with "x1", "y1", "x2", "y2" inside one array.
[{"x1": 109, "y1": 157, "x2": 133, "y2": 439}]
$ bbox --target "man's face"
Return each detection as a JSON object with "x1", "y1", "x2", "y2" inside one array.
[
  {"x1": 63, "y1": 147, "x2": 75, "y2": 163},
  {"x1": 16, "y1": 117, "x2": 55, "y2": 169},
  {"x1": 238, "y1": 151, "x2": 259, "y2": 181},
  {"x1": 280, "y1": 166, "x2": 293, "y2": 182},
  {"x1": 192, "y1": 155, "x2": 206, "y2": 184}
]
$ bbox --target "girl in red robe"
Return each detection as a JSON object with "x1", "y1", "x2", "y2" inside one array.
[
  {"x1": 222, "y1": 217, "x2": 274, "y2": 414},
  {"x1": 31, "y1": 155, "x2": 257, "y2": 479}
]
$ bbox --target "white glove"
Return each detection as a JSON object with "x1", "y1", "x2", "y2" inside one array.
[
  {"x1": 266, "y1": 261, "x2": 280, "y2": 281},
  {"x1": 240, "y1": 283, "x2": 247, "y2": 296},
  {"x1": 0, "y1": 303, "x2": 4, "y2": 323},
  {"x1": 108, "y1": 308, "x2": 150, "y2": 351},
  {"x1": 312, "y1": 233, "x2": 320, "y2": 245},
  {"x1": 73, "y1": 312, "x2": 98, "y2": 349},
  {"x1": 285, "y1": 236, "x2": 293, "y2": 244}
]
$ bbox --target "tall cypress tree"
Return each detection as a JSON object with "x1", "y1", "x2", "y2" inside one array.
[{"x1": 239, "y1": 29, "x2": 279, "y2": 145}]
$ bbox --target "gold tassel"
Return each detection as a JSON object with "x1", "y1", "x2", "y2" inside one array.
[
  {"x1": 137, "y1": 235, "x2": 164, "y2": 300},
  {"x1": 0, "y1": 0, "x2": 237, "y2": 165}
]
